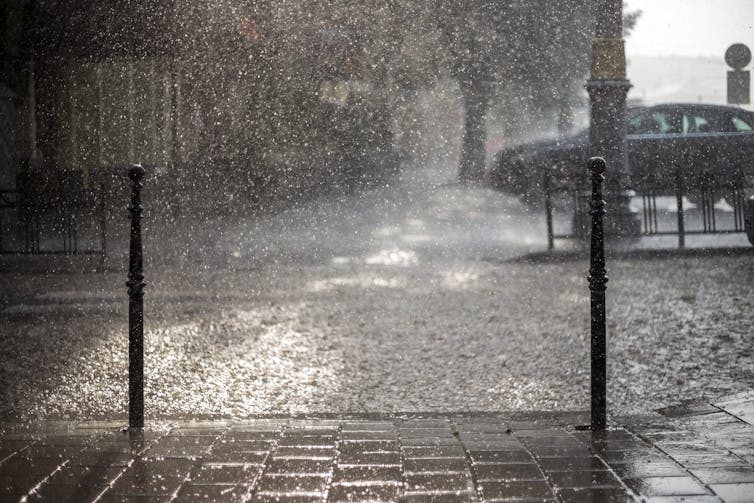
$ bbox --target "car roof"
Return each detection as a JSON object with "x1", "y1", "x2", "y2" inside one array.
[{"x1": 640, "y1": 103, "x2": 754, "y2": 116}]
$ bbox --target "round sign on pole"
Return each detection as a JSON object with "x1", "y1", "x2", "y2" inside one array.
[{"x1": 726, "y1": 43, "x2": 751, "y2": 70}]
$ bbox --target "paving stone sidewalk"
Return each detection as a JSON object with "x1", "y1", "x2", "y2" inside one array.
[{"x1": 1, "y1": 392, "x2": 753, "y2": 503}]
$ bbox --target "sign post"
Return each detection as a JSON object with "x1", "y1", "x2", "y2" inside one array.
[{"x1": 726, "y1": 43, "x2": 751, "y2": 105}]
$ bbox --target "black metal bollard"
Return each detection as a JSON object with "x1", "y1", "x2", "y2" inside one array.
[
  {"x1": 126, "y1": 165, "x2": 145, "y2": 429},
  {"x1": 588, "y1": 157, "x2": 608, "y2": 431}
]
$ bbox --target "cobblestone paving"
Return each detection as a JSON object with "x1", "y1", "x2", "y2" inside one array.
[{"x1": 1, "y1": 393, "x2": 753, "y2": 502}]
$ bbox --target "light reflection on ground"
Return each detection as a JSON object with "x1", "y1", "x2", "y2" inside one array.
[
  {"x1": 307, "y1": 274, "x2": 405, "y2": 292},
  {"x1": 364, "y1": 249, "x2": 419, "y2": 267},
  {"x1": 143, "y1": 306, "x2": 344, "y2": 417},
  {"x1": 1, "y1": 159, "x2": 753, "y2": 420}
]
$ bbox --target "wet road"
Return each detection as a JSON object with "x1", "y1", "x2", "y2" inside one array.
[{"x1": 1, "y1": 160, "x2": 753, "y2": 420}]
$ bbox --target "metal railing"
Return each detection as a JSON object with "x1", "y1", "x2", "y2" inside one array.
[
  {"x1": 544, "y1": 165, "x2": 753, "y2": 249},
  {"x1": 0, "y1": 169, "x2": 109, "y2": 255}
]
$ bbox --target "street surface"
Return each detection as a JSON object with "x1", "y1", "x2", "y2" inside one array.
[
  {"x1": 1, "y1": 159, "x2": 753, "y2": 420},
  {"x1": 3, "y1": 394, "x2": 754, "y2": 502}
]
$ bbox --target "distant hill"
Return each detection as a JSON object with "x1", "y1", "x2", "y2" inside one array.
[{"x1": 626, "y1": 54, "x2": 753, "y2": 110}]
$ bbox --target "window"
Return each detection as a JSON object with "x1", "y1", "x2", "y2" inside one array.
[
  {"x1": 683, "y1": 114, "x2": 712, "y2": 133},
  {"x1": 653, "y1": 111, "x2": 681, "y2": 134},
  {"x1": 627, "y1": 114, "x2": 651, "y2": 134},
  {"x1": 627, "y1": 111, "x2": 678, "y2": 134},
  {"x1": 731, "y1": 116, "x2": 753, "y2": 132}
]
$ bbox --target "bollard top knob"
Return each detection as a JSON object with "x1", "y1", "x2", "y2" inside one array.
[
  {"x1": 128, "y1": 164, "x2": 145, "y2": 182},
  {"x1": 589, "y1": 157, "x2": 606, "y2": 176}
]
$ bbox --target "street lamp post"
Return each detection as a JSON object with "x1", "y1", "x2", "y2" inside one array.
[{"x1": 586, "y1": 0, "x2": 638, "y2": 237}]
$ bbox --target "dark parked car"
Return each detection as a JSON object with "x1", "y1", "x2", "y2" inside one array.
[{"x1": 487, "y1": 103, "x2": 754, "y2": 204}]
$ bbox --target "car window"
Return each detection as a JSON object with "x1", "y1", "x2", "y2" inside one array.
[
  {"x1": 627, "y1": 111, "x2": 679, "y2": 134},
  {"x1": 683, "y1": 114, "x2": 712, "y2": 133},
  {"x1": 627, "y1": 114, "x2": 647, "y2": 134},
  {"x1": 731, "y1": 115, "x2": 753, "y2": 132}
]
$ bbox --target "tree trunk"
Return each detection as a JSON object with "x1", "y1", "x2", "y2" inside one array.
[{"x1": 458, "y1": 89, "x2": 487, "y2": 184}]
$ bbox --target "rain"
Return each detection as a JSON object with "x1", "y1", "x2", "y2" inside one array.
[{"x1": 1, "y1": 0, "x2": 753, "y2": 425}]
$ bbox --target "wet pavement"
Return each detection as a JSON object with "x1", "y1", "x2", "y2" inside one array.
[
  {"x1": 1, "y1": 391, "x2": 754, "y2": 502},
  {"x1": 2, "y1": 246, "x2": 754, "y2": 419},
  {"x1": 1, "y1": 160, "x2": 754, "y2": 418},
  {"x1": 2, "y1": 160, "x2": 754, "y2": 502}
]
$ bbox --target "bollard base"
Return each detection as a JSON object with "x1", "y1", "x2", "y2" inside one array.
[{"x1": 575, "y1": 425, "x2": 617, "y2": 437}]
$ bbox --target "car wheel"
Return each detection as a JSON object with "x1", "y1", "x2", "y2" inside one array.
[
  {"x1": 681, "y1": 169, "x2": 738, "y2": 207},
  {"x1": 721, "y1": 189, "x2": 744, "y2": 211},
  {"x1": 684, "y1": 189, "x2": 709, "y2": 206},
  {"x1": 684, "y1": 187, "x2": 740, "y2": 210}
]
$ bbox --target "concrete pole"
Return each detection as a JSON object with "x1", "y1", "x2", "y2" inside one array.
[{"x1": 586, "y1": 0, "x2": 639, "y2": 237}]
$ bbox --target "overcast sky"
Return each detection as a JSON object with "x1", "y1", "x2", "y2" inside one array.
[{"x1": 625, "y1": 0, "x2": 754, "y2": 60}]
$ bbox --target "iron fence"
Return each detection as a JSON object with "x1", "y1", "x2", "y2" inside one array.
[
  {"x1": 0, "y1": 168, "x2": 109, "y2": 255},
  {"x1": 543, "y1": 165, "x2": 754, "y2": 249}
]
